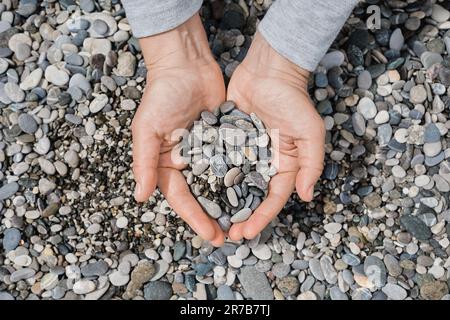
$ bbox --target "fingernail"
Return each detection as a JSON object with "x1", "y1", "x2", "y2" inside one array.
[{"x1": 135, "y1": 182, "x2": 141, "y2": 200}]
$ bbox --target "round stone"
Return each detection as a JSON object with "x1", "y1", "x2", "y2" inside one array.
[
  {"x1": 410, "y1": 85, "x2": 427, "y2": 104},
  {"x1": 357, "y1": 97, "x2": 377, "y2": 120},
  {"x1": 116, "y1": 216, "x2": 129, "y2": 228},
  {"x1": 251, "y1": 244, "x2": 271, "y2": 260},
  {"x1": 4, "y1": 82, "x2": 25, "y2": 103},
  {"x1": 45, "y1": 65, "x2": 69, "y2": 86},
  {"x1": 18, "y1": 114, "x2": 38, "y2": 134},
  {"x1": 92, "y1": 19, "x2": 109, "y2": 35}
]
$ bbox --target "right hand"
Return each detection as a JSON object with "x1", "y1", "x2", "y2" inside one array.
[{"x1": 132, "y1": 14, "x2": 226, "y2": 246}]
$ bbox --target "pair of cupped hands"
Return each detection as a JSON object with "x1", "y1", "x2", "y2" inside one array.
[{"x1": 132, "y1": 14, "x2": 325, "y2": 246}]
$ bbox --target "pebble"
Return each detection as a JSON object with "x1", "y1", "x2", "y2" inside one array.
[
  {"x1": 144, "y1": 281, "x2": 172, "y2": 300},
  {"x1": 230, "y1": 208, "x2": 252, "y2": 223},
  {"x1": 400, "y1": 215, "x2": 432, "y2": 240},
  {"x1": 89, "y1": 94, "x2": 108, "y2": 113},
  {"x1": 410, "y1": 85, "x2": 427, "y2": 104},
  {"x1": 18, "y1": 114, "x2": 38, "y2": 134},
  {"x1": 0, "y1": 182, "x2": 19, "y2": 200},
  {"x1": 4, "y1": 82, "x2": 24, "y2": 102},
  {"x1": 109, "y1": 270, "x2": 130, "y2": 287},
  {"x1": 197, "y1": 196, "x2": 222, "y2": 219},
  {"x1": 116, "y1": 52, "x2": 136, "y2": 77},
  {"x1": 382, "y1": 283, "x2": 407, "y2": 300},
  {"x1": 2, "y1": 228, "x2": 21, "y2": 251},
  {"x1": 45, "y1": 65, "x2": 69, "y2": 86},
  {"x1": 237, "y1": 266, "x2": 273, "y2": 300},
  {"x1": 0, "y1": 0, "x2": 449, "y2": 302},
  {"x1": 73, "y1": 280, "x2": 96, "y2": 295},
  {"x1": 357, "y1": 97, "x2": 377, "y2": 120},
  {"x1": 217, "y1": 285, "x2": 235, "y2": 300},
  {"x1": 251, "y1": 244, "x2": 271, "y2": 260}
]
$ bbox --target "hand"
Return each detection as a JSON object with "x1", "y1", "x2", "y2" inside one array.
[
  {"x1": 227, "y1": 32, "x2": 326, "y2": 241},
  {"x1": 132, "y1": 14, "x2": 226, "y2": 246}
]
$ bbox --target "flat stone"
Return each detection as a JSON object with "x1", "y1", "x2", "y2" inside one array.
[
  {"x1": 424, "y1": 123, "x2": 441, "y2": 143},
  {"x1": 143, "y1": 281, "x2": 172, "y2": 300},
  {"x1": 357, "y1": 97, "x2": 377, "y2": 120},
  {"x1": 217, "y1": 285, "x2": 235, "y2": 300},
  {"x1": 251, "y1": 244, "x2": 271, "y2": 260},
  {"x1": 109, "y1": 270, "x2": 130, "y2": 286},
  {"x1": 226, "y1": 187, "x2": 239, "y2": 207},
  {"x1": 320, "y1": 51, "x2": 345, "y2": 70},
  {"x1": 237, "y1": 266, "x2": 273, "y2": 300},
  {"x1": 432, "y1": 4, "x2": 450, "y2": 23},
  {"x1": 224, "y1": 167, "x2": 241, "y2": 187},
  {"x1": 89, "y1": 94, "x2": 108, "y2": 113},
  {"x1": 357, "y1": 70, "x2": 372, "y2": 89},
  {"x1": 389, "y1": 28, "x2": 404, "y2": 51},
  {"x1": 10, "y1": 268, "x2": 35, "y2": 282},
  {"x1": 0, "y1": 182, "x2": 19, "y2": 200},
  {"x1": 150, "y1": 260, "x2": 169, "y2": 281},
  {"x1": 2, "y1": 228, "x2": 21, "y2": 251},
  {"x1": 4, "y1": 82, "x2": 24, "y2": 102},
  {"x1": 382, "y1": 283, "x2": 407, "y2": 300},
  {"x1": 400, "y1": 215, "x2": 432, "y2": 240},
  {"x1": 73, "y1": 280, "x2": 96, "y2": 295},
  {"x1": 309, "y1": 258, "x2": 325, "y2": 281},
  {"x1": 410, "y1": 85, "x2": 427, "y2": 104},
  {"x1": 320, "y1": 255, "x2": 337, "y2": 284},
  {"x1": 81, "y1": 261, "x2": 109, "y2": 277},
  {"x1": 324, "y1": 222, "x2": 342, "y2": 234},
  {"x1": 423, "y1": 142, "x2": 442, "y2": 158},
  {"x1": 421, "y1": 51, "x2": 443, "y2": 69},
  {"x1": 364, "y1": 256, "x2": 387, "y2": 288},
  {"x1": 20, "y1": 68, "x2": 43, "y2": 90},
  {"x1": 45, "y1": 65, "x2": 69, "y2": 86},
  {"x1": 197, "y1": 196, "x2": 222, "y2": 219},
  {"x1": 201, "y1": 111, "x2": 218, "y2": 125},
  {"x1": 230, "y1": 208, "x2": 252, "y2": 223},
  {"x1": 18, "y1": 114, "x2": 38, "y2": 134}
]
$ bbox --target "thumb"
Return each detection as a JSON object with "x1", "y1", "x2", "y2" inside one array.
[
  {"x1": 294, "y1": 129, "x2": 325, "y2": 202},
  {"x1": 131, "y1": 117, "x2": 161, "y2": 202}
]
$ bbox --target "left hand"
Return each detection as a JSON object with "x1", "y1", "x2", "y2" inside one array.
[{"x1": 226, "y1": 32, "x2": 326, "y2": 241}]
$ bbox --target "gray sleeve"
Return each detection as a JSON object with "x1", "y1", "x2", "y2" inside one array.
[
  {"x1": 258, "y1": 0, "x2": 359, "y2": 71},
  {"x1": 121, "y1": 0, "x2": 203, "y2": 38}
]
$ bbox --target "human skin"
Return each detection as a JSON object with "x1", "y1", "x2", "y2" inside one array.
[
  {"x1": 132, "y1": 13, "x2": 226, "y2": 246},
  {"x1": 226, "y1": 32, "x2": 326, "y2": 241}
]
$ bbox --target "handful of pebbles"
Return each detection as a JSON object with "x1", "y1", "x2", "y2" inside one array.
[{"x1": 179, "y1": 101, "x2": 277, "y2": 232}]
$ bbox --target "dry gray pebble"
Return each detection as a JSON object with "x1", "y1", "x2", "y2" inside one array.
[{"x1": 181, "y1": 101, "x2": 275, "y2": 229}]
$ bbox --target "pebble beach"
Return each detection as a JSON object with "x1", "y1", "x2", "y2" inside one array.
[{"x1": 1, "y1": 0, "x2": 450, "y2": 301}]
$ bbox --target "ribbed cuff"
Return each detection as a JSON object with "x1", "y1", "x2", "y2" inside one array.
[
  {"x1": 258, "y1": 0, "x2": 358, "y2": 71},
  {"x1": 122, "y1": 0, "x2": 203, "y2": 38}
]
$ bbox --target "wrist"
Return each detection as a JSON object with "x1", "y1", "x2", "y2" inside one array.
[
  {"x1": 241, "y1": 32, "x2": 310, "y2": 87},
  {"x1": 139, "y1": 13, "x2": 214, "y2": 69}
]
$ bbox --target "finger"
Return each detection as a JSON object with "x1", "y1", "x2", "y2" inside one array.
[
  {"x1": 294, "y1": 133, "x2": 325, "y2": 202},
  {"x1": 131, "y1": 119, "x2": 161, "y2": 202},
  {"x1": 228, "y1": 222, "x2": 245, "y2": 241},
  {"x1": 158, "y1": 168, "x2": 217, "y2": 241},
  {"x1": 158, "y1": 143, "x2": 189, "y2": 170},
  {"x1": 242, "y1": 172, "x2": 296, "y2": 240},
  {"x1": 210, "y1": 221, "x2": 225, "y2": 247}
]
